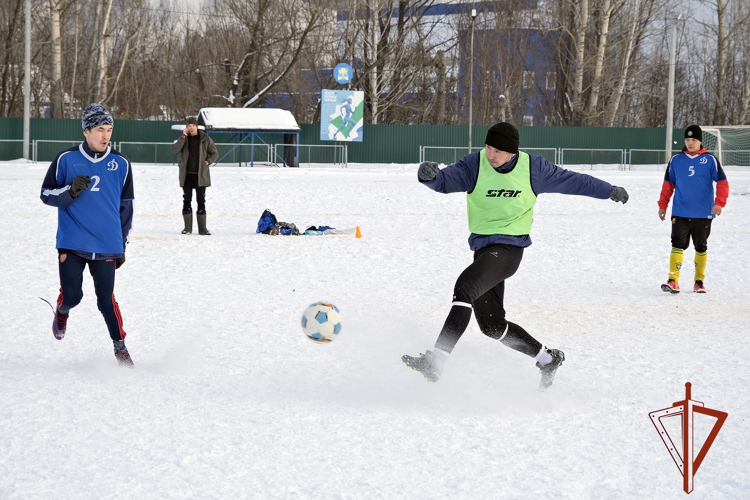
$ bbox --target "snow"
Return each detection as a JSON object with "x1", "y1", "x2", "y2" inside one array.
[
  {"x1": 197, "y1": 108, "x2": 300, "y2": 131},
  {"x1": 1, "y1": 161, "x2": 749, "y2": 499}
]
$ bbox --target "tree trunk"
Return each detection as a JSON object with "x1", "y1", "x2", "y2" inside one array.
[
  {"x1": 369, "y1": 14, "x2": 379, "y2": 124},
  {"x1": 434, "y1": 50, "x2": 446, "y2": 124},
  {"x1": 572, "y1": 0, "x2": 589, "y2": 125},
  {"x1": 49, "y1": 0, "x2": 64, "y2": 118},
  {"x1": 1, "y1": 0, "x2": 22, "y2": 116},
  {"x1": 740, "y1": 65, "x2": 750, "y2": 124},
  {"x1": 69, "y1": 0, "x2": 80, "y2": 118},
  {"x1": 95, "y1": 0, "x2": 114, "y2": 102},
  {"x1": 586, "y1": 0, "x2": 616, "y2": 124},
  {"x1": 85, "y1": 0, "x2": 103, "y2": 103},
  {"x1": 605, "y1": 0, "x2": 640, "y2": 127},
  {"x1": 714, "y1": 0, "x2": 726, "y2": 125}
]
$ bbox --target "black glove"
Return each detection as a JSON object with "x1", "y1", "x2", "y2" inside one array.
[
  {"x1": 610, "y1": 186, "x2": 629, "y2": 204},
  {"x1": 115, "y1": 254, "x2": 125, "y2": 269},
  {"x1": 418, "y1": 161, "x2": 439, "y2": 181},
  {"x1": 70, "y1": 175, "x2": 91, "y2": 198}
]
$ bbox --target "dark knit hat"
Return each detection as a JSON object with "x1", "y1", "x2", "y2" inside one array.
[
  {"x1": 81, "y1": 103, "x2": 113, "y2": 131},
  {"x1": 485, "y1": 122, "x2": 520, "y2": 154},
  {"x1": 684, "y1": 124, "x2": 702, "y2": 142},
  {"x1": 186, "y1": 116, "x2": 198, "y2": 126}
]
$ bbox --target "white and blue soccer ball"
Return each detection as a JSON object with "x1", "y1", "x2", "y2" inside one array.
[{"x1": 301, "y1": 302, "x2": 343, "y2": 343}]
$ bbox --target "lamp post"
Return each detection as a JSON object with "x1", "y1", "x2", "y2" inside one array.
[
  {"x1": 665, "y1": 13, "x2": 682, "y2": 164},
  {"x1": 468, "y1": 8, "x2": 477, "y2": 154},
  {"x1": 23, "y1": 0, "x2": 30, "y2": 160}
]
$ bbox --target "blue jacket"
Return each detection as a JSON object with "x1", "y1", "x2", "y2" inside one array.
[
  {"x1": 41, "y1": 142, "x2": 134, "y2": 259},
  {"x1": 660, "y1": 149, "x2": 728, "y2": 218},
  {"x1": 421, "y1": 152, "x2": 613, "y2": 250}
]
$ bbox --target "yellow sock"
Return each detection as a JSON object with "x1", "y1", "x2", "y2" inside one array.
[
  {"x1": 669, "y1": 248, "x2": 683, "y2": 281},
  {"x1": 695, "y1": 251, "x2": 707, "y2": 282}
]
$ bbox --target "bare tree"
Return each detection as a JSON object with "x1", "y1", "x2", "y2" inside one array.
[
  {"x1": 1, "y1": 0, "x2": 24, "y2": 116},
  {"x1": 49, "y1": 0, "x2": 65, "y2": 117},
  {"x1": 571, "y1": 0, "x2": 588, "y2": 124}
]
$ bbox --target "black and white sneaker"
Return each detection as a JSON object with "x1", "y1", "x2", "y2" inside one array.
[
  {"x1": 536, "y1": 349, "x2": 565, "y2": 390},
  {"x1": 402, "y1": 350, "x2": 443, "y2": 382}
]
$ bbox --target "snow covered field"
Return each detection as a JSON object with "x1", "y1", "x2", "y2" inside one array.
[{"x1": 1, "y1": 161, "x2": 749, "y2": 499}]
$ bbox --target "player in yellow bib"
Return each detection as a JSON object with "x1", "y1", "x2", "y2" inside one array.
[{"x1": 402, "y1": 123, "x2": 629, "y2": 390}]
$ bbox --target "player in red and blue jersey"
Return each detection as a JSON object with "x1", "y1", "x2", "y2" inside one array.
[
  {"x1": 40, "y1": 103, "x2": 135, "y2": 366},
  {"x1": 658, "y1": 125, "x2": 729, "y2": 294}
]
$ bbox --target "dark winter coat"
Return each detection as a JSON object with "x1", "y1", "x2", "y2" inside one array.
[{"x1": 172, "y1": 130, "x2": 219, "y2": 187}]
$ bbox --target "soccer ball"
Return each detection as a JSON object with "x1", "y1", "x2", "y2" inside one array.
[{"x1": 301, "y1": 302, "x2": 343, "y2": 343}]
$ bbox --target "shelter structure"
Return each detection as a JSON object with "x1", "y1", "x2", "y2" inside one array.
[{"x1": 189, "y1": 108, "x2": 300, "y2": 167}]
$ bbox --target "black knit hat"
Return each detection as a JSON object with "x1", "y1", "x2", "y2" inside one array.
[
  {"x1": 186, "y1": 116, "x2": 198, "y2": 126},
  {"x1": 485, "y1": 122, "x2": 520, "y2": 154},
  {"x1": 684, "y1": 124, "x2": 702, "y2": 142}
]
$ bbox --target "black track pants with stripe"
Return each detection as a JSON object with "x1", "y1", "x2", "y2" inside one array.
[
  {"x1": 57, "y1": 250, "x2": 126, "y2": 342},
  {"x1": 435, "y1": 243, "x2": 542, "y2": 357}
]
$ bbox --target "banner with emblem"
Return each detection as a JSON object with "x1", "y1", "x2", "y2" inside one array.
[{"x1": 320, "y1": 90, "x2": 364, "y2": 142}]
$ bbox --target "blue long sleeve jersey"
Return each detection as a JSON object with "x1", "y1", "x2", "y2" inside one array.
[
  {"x1": 421, "y1": 152, "x2": 613, "y2": 250},
  {"x1": 40, "y1": 142, "x2": 134, "y2": 259}
]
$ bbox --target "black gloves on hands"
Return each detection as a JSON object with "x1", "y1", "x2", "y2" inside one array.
[
  {"x1": 70, "y1": 175, "x2": 91, "y2": 198},
  {"x1": 115, "y1": 254, "x2": 125, "y2": 269},
  {"x1": 418, "y1": 161, "x2": 440, "y2": 181},
  {"x1": 610, "y1": 186, "x2": 629, "y2": 204}
]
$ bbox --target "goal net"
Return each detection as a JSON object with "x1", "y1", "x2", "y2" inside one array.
[{"x1": 699, "y1": 126, "x2": 750, "y2": 166}]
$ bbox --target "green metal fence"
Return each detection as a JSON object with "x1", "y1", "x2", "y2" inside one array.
[{"x1": 0, "y1": 117, "x2": 691, "y2": 164}]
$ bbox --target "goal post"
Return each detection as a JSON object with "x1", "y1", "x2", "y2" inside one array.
[{"x1": 699, "y1": 126, "x2": 750, "y2": 166}]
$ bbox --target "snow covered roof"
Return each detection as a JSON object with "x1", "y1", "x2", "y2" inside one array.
[
  {"x1": 197, "y1": 108, "x2": 300, "y2": 132},
  {"x1": 171, "y1": 124, "x2": 205, "y2": 131}
]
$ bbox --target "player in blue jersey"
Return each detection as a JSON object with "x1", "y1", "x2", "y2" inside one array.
[
  {"x1": 40, "y1": 103, "x2": 135, "y2": 366},
  {"x1": 658, "y1": 125, "x2": 729, "y2": 294}
]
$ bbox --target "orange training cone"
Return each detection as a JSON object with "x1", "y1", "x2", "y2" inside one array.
[{"x1": 355, "y1": 226, "x2": 362, "y2": 238}]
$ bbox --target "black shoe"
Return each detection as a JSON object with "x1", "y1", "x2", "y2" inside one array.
[
  {"x1": 115, "y1": 348, "x2": 134, "y2": 367},
  {"x1": 402, "y1": 350, "x2": 442, "y2": 382},
  {"x1": 536, "y1": 349, "x2": 565, "y2": 390}
]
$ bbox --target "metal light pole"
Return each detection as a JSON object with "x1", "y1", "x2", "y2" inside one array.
[
  {"x1": 468, "y1": 8, "x2": 476, "y2": 154},
  {"x1": 665, "y1": 13, "x2": 682, "y2": 164},
  {"x1": 23, "y1": 0, "x2": 31, "y2": 160}
]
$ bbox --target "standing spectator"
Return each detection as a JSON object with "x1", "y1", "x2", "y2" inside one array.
[
  {"x1": 658, "y1": 125, "x2": 729, "y2": 293},
  {"x1": 401, "y1": 122, "x2": 629, "y2": 390},
  {"x1": 40, "y1": 103, "x2": 135, "y2": 366},
  {"x1": 172, "y1": 117, "x2": 219, "y2": 235}
]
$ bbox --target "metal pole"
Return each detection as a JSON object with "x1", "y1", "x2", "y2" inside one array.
[
  {"x1": 665, "y1": 14, "x2": 681, "y2": 164},
  {"x1": 23, "y1": 0, "x2": 31, "y2": 160},
  {"x1": 468, "y1": 9, "x2": 476, "y2": 154}
]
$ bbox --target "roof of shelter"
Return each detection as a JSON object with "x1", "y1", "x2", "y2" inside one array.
[
  {"x1": 196, "y1": 108, "x2": 300, "y2": 132},
  {"x1": 171, "y1": 124, "x2": 205, "y2": 131}
]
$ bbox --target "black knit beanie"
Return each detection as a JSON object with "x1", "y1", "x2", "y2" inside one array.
[
  {"x1": 186, "y1": 116, "x2": 198, "y2": 126},
  {"x1": 684, "y1": 124, "x2": 702, "y2": 142},
  {"x1": 485, "y1": 122, "x2": 520, "y2": 154}
]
